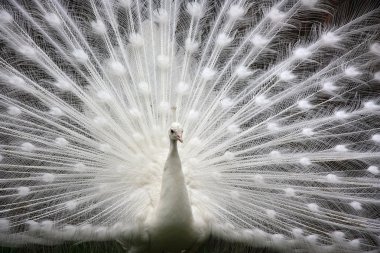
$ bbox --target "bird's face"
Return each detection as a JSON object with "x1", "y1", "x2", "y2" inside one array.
[{"x1": 169, "y1": 123, "x2": 183, "y2": 143}]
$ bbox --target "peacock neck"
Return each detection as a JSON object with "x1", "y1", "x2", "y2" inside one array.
[
  {"x1": 169, "y1": 139, "x2": 179, "y2": 157},
  {"x1": 155, "y1": 139, "x2": 193, "y2": 226}
]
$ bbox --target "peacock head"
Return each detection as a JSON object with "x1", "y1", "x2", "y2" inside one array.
[{"x1": 169, "y1": 122, "x2": 183, "y2": 143}]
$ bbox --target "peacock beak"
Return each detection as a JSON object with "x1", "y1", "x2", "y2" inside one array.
[{"x1": 176, "y1": 133, "x2": 183, "y2": 143}]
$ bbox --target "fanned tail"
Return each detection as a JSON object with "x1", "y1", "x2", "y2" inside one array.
[{"x1": 0, "y1": 0, "x2": 379, "y2": 252}]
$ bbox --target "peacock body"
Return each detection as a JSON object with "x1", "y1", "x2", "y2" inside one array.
[{"x1": 0, "y1": 0, "x2": 379, "y2": 252}]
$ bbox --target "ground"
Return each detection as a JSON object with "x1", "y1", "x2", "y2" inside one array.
[{"x1": 0, "y1": 240, "x2": 280, "y2": 253}]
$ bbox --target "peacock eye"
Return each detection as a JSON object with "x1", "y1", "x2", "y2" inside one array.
[{"x1": 170, "y1": 129, "x2": 174, "y2": 133}]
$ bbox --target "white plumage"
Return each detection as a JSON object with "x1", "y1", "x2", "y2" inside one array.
[{"x1": 0, "y1": 0, "x2": 379, "y2": 252}]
